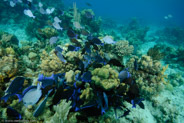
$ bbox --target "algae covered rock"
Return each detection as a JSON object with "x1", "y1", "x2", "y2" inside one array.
[{"x1": 92, "y1": 65, "x2": 120, "y2": 91}]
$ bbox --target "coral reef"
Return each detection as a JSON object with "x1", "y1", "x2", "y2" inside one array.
[
  {"x1": 0, "y1": 31, "x2": 19, "y2": 47},
  {"x1": 0, "y1": 55, "x2": 19, "y2": 82},
  {"x1": 156, "y1": 26, "x2": 184, "y2": 45},
  {"x1": 121, "y1": 19, "x2": 149, "y2": 45},
  {"x1": 92, "y1": 65, "x2": 120, "y2": 91},
  {"x1": 40, "y1": 50, "x2": 76, "y2": 76},
  {"x1": 147, "y1": 45, "x2": 164, "y2": 60},
  {"x1": 112, "y1": 40, "x2": 134, "y2": 59},
  {"x1": 46, "y1": 100, "x2": 74, "y2": 123},
  {"x1": 36, "y1": 27, "x2": 58, "y2": 40},
  {"x1": 126, "y1": 55, "x2": 168, "y2": 99}
]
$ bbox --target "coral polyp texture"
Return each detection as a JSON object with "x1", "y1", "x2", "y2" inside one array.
[
  {"x1": 126, "y1": 55, "x2": 168, "y2": 99},
  {"x1": 92, "y1": 65, "x2": 120, "y2": 91},
  {"x1": 40, "y1": 50, "x2": 75, "y2": 76}
]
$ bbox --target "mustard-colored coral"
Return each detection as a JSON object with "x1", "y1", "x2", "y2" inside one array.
[
  {"x1": 65, "y1": 70, "x2": 75, "y2": 85},
  {"x1": 80, "y1": 83, "x2": 94, "y2": 105},
  {"x1": 5, "y1": 47, "x2": 15, "y2": 56},
  {"x1": 39, "y1": 27, "x2": 58, "y2": 39},
  {"x1": 92, "y1": 65, "x2": 120, "y2": 91},
  {"x1": 0, "y1": 55, "x2": 18, "y2": 82},
  {"x1": 40, "y1": 50, "x2": 76, "y2": 76},
  {"x1": 126, "y1": 55, "x2": 168, "y2": 99}
]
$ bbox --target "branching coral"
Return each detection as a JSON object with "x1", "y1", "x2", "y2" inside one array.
[
  {"x1": 47, "y1": 100, "x2": 73, "y2": 123},
  {"x1": 92, "y1": 65, "x2": 120, "y2": 91},
  {"x1": 113, "y1": 40, "x2": 134, "y2": 58},
  {"x1": 126, "y1": 55, "x2": 168, "y2": 99},
  {"x1": 0, "y1": 31, "x2": 19, "y2": 47}
]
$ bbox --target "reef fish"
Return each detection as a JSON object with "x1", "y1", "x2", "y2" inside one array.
[
  {"x1": 54, "y1": 46, "x2": 66, "y2": 63},
  {"x1": 68, "y1": 45, "x2": 80, "y2": 51},
  {"x1": 81, "y1": 71, "x2": 92, "y2": 82},
  {"x1": 24, "y1": 9, "x2": 35, "y2": 18},
  {"x1": 118, "y1": 69, "x2": 131, "y2": 83},
  {"x1": 38, "y1": 74, "x2": 55, "y2": 88},
  {"x1": 67, "y1": 29, "x2": 78, "y2": 39},
  {"x1": 23, "y1": 83, "x2": 42, "y2": 107},
  {"x1": 49, "y1": 36, "x2": 59, "y2": 45},
  {"x1": 6, "y1": 77, "x2": 25, "y2": 94},
  {"x1": 102, "y1": 36, "x2": 116, "y2": 44},
  {"x1": 33, "y1": 90, "x2": 52, "y2": 117},
  {"x1": 53, "y1": 21, "x2": 63, "y2": 30},
  {"x1": 7, "y1": 107, "x2": 22, "y2": 120}
]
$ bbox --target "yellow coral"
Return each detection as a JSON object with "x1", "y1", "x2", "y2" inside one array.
[
  {"x1": 5, "y1": 47, "x2": 15, "y2": 56},
  {"x1": 92, "y1": 65, "x2": 120, "y2": 91}
]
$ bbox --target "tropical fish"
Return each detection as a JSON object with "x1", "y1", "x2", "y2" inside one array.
[
  {"x1": 38, "y1": 2, "x2": 43, "y2": 8},
  {"x1": 81, "y1": 71, "x2": 92, "y2": 82},
  {"x1": 55, "y1": 51, "x2": 66, "y2": 63},
  {"x1": 53, "y1": 21, "x2": 63, "y2": 30},
  {"x1": 49, "y1": 36, "x2": 59, "y2": 45},
  {"x1": 55, "y1": 46, "x2": 63, "y2": 52},
  {"x1": 103, "y1": 92, "x2": 108, "y2": 110},
  {"x1": 38, "y1": 74, "x2": 55, "y2": 88},
  {"x1": 54, "y1": 46, "x2": 66, "y2": 63},
  {"x1": 102, "y1": 36, "x2": 116, "y2": 44},
  {"x1": 33, "y1": 90, "x2": 52, "y2": 117},
  {"x1": 7, "y1": 107, "x2": 22, "y2": 120},
  {"x1": 118, "y1": 69, "x2": 131, "y2": 83},
  {"x1": 134, "y1": 59, "x2": 138, "y2": 71},
  {"x1": 67, "y1": 29, "x2": 78, "y2": 39},
  {"x1": 54, "y1": 17, "x2": 61, "y2": 23},
  {"x1": 6, "y1": 77, "x2": 25, "y2": 94},
  {"x1": 68, "y1": 45, "x2": 80, "y2": 51},
  {"x1": 24, "y1": 9, "x2": 35, "y2": 18},
  {"x1": 131, "y1": 98, "x2": 144, "y2": 109},
  {"x1": 46, "y1": 8, "x2": 55, "y2": 14},
  {"x1": 86, "y1": 2, "x2": 92, "y2": 7},
  {"x1": 91, "y1": 37, "x2": 103, "y2": 45},
  {"x1": 10, "y1": 1, "x2": 16, "y2": 7},
  {"x1": 23, "y1": 83, "x2": 42, "y2": 107}
]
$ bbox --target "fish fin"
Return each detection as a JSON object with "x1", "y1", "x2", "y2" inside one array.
[{"x1": 15, "y1": 94, "x2": 23, "y2": 102}]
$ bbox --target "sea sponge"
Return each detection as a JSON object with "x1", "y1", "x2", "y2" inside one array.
[
  {"x1": 113, "y1": 40, "x2": 134, "y2": 58},
  {"x1": 92, "y1": 65, "x2": 120, "y2": 91}
]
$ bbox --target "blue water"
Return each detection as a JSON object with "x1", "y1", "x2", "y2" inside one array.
[{"x1": 64, "y1": 0, "x2": 184, "y2": 26}]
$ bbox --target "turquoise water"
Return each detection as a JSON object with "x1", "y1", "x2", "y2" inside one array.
[{"x1": 0, "y1": 0, "x2": 184, "y2": 122}]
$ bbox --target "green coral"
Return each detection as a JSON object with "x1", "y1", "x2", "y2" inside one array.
[
  {"x1": 47, "y1": 100, "x2": 73, "y2": 123},
  {"x1": 92, "y1": 65, "x2": 120, "y2": 91}
]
